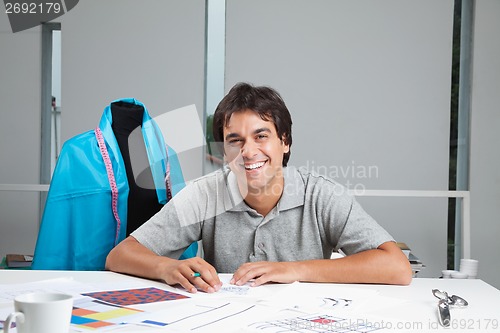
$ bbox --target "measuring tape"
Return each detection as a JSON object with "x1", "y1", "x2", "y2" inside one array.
[
  {"x1": 95, "y1": 127, "x2": 121, "y2": 246},
  {"x1": 95, "y1": 127, "x2": 174, "y2": 245},
  {"x1": 165, "y1": 145, "x2": 173, "y2": 202}
]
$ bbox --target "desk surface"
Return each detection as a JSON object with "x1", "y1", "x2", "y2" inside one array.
[{"x1": 1, "y1": 270, "x2": 499, "y2": 333}]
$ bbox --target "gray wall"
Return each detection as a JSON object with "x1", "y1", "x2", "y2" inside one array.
[
  {"x1": 0, "y1": 17, "x2": 42, "y2": 256},
  {"x1": 469, "y1": 0, "x2": 500, "y2": 289},
  {"x1": 0, "y1": 0, "x2": 499, "y2": 288}
]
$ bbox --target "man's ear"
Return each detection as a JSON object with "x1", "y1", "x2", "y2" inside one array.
[
  {"x1": 283, "y1": 143, "x2": 290, "y2": 153},
  {"x1": 281, "y1": 135, "x2": 290, "y2": 153}
]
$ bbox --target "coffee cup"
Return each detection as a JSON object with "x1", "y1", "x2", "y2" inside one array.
[
  {"x1": 441, "y1": 270, "x2": 456, "y2": 279},
  {"x1": 451, "y1": 271, "x2": 468, "y2": 279},
  {"x1": 3, "y1": 292, "x2": 73, "y2": 333},
  {"x1": 460, "y1": 258, "x2": 479, "y2": 279}
]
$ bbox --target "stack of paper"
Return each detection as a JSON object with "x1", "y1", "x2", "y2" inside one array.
[{"x1": 396, "y1": 242, "x2": 425, "y2": 277}]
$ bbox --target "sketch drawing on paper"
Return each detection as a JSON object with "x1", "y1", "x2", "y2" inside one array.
[
  {"x1": 322, "y1": 297, "x2": 352, "y2": 308},
  {"x1": 247, "y1": 313, "x2": 381, "y2": 333}
]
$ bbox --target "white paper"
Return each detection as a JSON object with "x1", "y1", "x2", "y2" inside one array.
[{"x1": 134, "y1": 298, "x2": 284, "y2": 333}]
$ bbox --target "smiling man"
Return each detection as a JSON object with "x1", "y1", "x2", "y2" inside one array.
[
  {"x1": 222, "y1": 110, "x2": 290, "y2": 217},
  {"x1": 106, "y1": 82, "x2": 412, "y2": 293}
]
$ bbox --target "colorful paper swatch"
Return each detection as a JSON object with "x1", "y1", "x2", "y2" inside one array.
[
  {"x1": 82, "y1": 287, "x2": 189, "y2": 306},
  {"x1": 71, "y1": 299, "x2": 144, "y2": 330}
]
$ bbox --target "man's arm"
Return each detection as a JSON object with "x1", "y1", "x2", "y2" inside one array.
[
  {"x1": 105, "y1": 236, "x2": 221, "y2": 293},
  {"x1": 231, "y1": 241, "x2": 412, "y2": 286}
]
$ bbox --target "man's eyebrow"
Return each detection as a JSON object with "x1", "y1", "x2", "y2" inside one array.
[
  {"x1": 225, "y1": 133, "x2": 240, "y2": 140},
  {"x1": 253, "y1": 127, "x2": 272, "y2": 135},
  {"x1": 225, "y1": 128, "x2": 272, "y2": 140}
]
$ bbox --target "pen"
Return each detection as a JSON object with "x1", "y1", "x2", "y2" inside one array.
[{"x1": 192, "y1": 272, "x2": 201, "y2": 277}]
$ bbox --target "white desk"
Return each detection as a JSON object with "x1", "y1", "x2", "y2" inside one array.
[{"x1": 1, "y1": 270, "x2": 499, "y2": 333}]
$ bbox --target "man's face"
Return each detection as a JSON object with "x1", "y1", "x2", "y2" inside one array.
[{"x1": 223, "y1": 109, "x2": 289, "y2": 197}]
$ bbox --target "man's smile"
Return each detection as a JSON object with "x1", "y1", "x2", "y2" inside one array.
[{"x1": 244, "y1": 161, "x2": 266, "y2": 171}]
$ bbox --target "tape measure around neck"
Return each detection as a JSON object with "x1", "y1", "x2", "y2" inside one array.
[
  {"x1": 165, "y1": 145, "x2": 172, "y2": 202},
  {"x1": 95, "y1": 127, "x2": 121, "y2": 246}
]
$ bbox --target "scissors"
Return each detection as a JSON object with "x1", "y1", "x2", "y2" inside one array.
[{"x1": 432, "y1": 289, "x2": 469, "y2": 327}]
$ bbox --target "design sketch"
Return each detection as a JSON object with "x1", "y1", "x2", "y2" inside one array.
[
  {"x1": 248, "y1": 313, "x2": 381, "y2": 333},
  {"x1": 322, "y1": 297, "x2": 352, "y2": 308}
]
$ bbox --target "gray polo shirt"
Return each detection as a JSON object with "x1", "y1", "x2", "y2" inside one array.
[{"x1": 132, "y1": 166, "x2": 393, "y2": 273}]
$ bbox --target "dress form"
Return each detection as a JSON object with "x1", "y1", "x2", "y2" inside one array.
[{"x1": 111, "y1": 101, "x2": 163, "y2": 235}]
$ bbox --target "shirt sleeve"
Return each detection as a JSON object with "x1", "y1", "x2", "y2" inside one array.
[
  {"x1": 131, "y1": 182, "x2": 203, "y2": 259},
  {"x1": 336, "y1": 196, "x2": 394, "y2": 255},
  {"x1": 314, "y1": 176, "x2": 394, "y2": 255}
]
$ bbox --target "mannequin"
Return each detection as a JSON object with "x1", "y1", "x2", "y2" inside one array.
[
  {"x1": 111, "y1": 101, "x2": 163, "y2": 235},
  {"x1": 33, "y1": 98, "x2": 196, "y2": 270}
]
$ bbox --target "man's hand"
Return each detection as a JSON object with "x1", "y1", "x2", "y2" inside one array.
[
  {"x1": 229, "y1": 242, "x2": 412, "y2": 287},
  {"x1": 230, "y1": 261, "x2": 301, "y2": 287},
  {"x1": 106, "y1": 237, "x2": 222, "y2": 294},
  {"x1": 161, "y1": 257, "x2": 222, "y2": 293}
]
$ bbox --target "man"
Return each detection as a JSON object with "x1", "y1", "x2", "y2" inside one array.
[{"x1": 106, "y1": 82, "x2": 412, "y2": 293}]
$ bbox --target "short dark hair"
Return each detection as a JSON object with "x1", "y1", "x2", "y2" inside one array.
[{"x1": 213, "y1": 82, "x2": 293, "y2": 166}]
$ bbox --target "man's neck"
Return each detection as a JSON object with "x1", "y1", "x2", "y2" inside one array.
[{"x1": 240, "y1": 179, "x2": 284, "y2": 217}]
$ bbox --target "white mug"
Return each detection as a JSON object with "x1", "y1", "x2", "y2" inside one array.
[{"x1": 3, "y1": 292, "x2": 73, "y2": 333}]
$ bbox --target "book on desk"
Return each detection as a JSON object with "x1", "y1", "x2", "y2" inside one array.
[
  {"x1": 5, "y1": 254, "x2": 33, "y2": 268},
  {"x1": 396, "y1": 242, "x2": 425, "y2": 277}
]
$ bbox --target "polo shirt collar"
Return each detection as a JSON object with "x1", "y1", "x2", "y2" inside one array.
[
  {"x1": 223, "y1": 166, "x2": 305, "y2": 212},
  {"x1": 224, "y1": 167, "x2": 246, "y2": 211},
  {"x1": 278, "y1": 166, "x2": 306, "y2": 210}
]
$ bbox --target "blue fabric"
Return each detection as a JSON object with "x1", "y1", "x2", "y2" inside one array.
[{"x1": 32, "y1": 98, "x2": 197, "y2": 270}]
